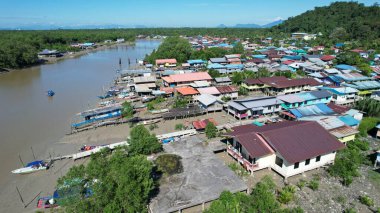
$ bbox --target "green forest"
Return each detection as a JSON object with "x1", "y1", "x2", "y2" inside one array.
[
  {"x1": 144, "y1": 37, "x2": 245, "y2": 64},
  {"x1": 273, "y1": 2, "x2": 380, "y2": 44},
  {"x1": 0, "y1": 2, "x2": 379, "y2": 69},
  {"x1": 0, "y1": 30, "x2": 136, "y2": 69}
]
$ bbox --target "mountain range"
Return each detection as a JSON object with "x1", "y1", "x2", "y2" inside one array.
[{"x1": 217, "y1": 20, "x2": 283, "y2": 28}]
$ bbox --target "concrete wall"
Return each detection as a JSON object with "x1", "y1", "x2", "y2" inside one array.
[
  {"x1": 338, "y1": 134, "x2": 356, "y2": 144},
  {"x1": 271, "y1": 152, "x2": 336, "y2": 178},
  {"x1": 255, "y1": 154, "x2": 276, "y2": 170}
]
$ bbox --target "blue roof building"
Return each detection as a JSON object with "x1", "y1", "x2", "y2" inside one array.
[
  {"x1": 338, "y1": 115, "x2": 359, "y2": 127},
  {"x1": 335, "y1": 64, "x2": 357, "y2": 71}
]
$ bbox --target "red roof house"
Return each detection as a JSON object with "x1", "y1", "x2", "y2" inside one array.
[
  {"x1": 192, "y1": 118, "x2": 217, "y2": 130},
  {"x1": 162, "y1": 72, "x2": 213, "y2": 87},
  {"x1": 226, "y1": 121, "x2": 345, "y2": 177}
]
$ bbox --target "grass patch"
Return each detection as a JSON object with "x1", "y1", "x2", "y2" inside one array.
[
  {"x1": 333, "y1": 195, "x2": 346, "y2": 205},
  {"x1": 368, "y1": 170, "x2": 380, "y2": 191},
  {"x1": 358, "y1": 117, "x2": 380, "y2": 137},
  {"x1": 297, "y1": 179, "x2": 307, "y2": 189},
  {"x1": 359, "y1": 195, "x2": 374, "y2": 207},
  {"x1": 308, "y1": 177, "x2": 320, "y2": 191},
  {"x1": 228, "y1": 162, "x2": 249, "y2": 177}
]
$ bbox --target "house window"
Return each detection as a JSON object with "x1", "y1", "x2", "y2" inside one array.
[
  {"x1": 305, "y1": 159, "x2": 310, "y2": 165},
  {"x1": 294, "y1": 162, "x2": 299, "y2": 169},
  {"x1": 275, "y1": 156, "x2": 283, "y2": 167},
  {"x1": 268, "y1": 106, "x2": 272, "y2": 110},
  {"x1": 316, "y1": 155, "x2": 321, "y2": 162}
]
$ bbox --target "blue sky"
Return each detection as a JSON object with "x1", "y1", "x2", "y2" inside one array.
[{"x1": 0, "y1": 0, "x2": 378, "y2": 28}]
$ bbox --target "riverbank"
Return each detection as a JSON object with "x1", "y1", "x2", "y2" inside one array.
[
  {"x1": 0, "y1": 40, "x2": 161, "y2": 212},
  {"x1": 0, "y1": 41, "x2": 135, "y2": 74},
  {"x1": 0, "y1": 111, "x2": 230, "y2": 212}
]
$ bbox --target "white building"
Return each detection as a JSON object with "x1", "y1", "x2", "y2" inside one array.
[
  {"x1": 226, "y1": 121, "x2": 344, "y2": 179},
  {"x1": 320, "y1": 87, "x2": 359, "y2": 105}
]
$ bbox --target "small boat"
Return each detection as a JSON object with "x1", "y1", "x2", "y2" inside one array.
[
  {"x1": 80, "y1": 145, "x2": 98, "y2": 152},
  {"x1": 47, "y1": 90, "x2": 55, "y2": 97},
  {"x1": 143, "y1": 118, "x2": 161, "y2": 125},
  {"x1": 150, "y1": 109, "x2": 169, "y2": 114},
  {"x1": 12, "y1": 160, "x2": 50, "y2": 174},
  {"x1": 141, "y1": 96, "x2": 155, "y2": 103},
  {"x1": 98, "y1": 100, "x2": 116, "y2": 107},
  {"x1": 37, "y1": 195, "x2": 58, "y2": 209}
]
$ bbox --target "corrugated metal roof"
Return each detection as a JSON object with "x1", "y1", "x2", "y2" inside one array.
[
  {"x1": 236, "y1": 96, "x2": 282, "y2": 109},
  {"x1": 235, "y1": 133, "x2": 274, "y2": 158},
  {"x1": 163, "y1": 72, "x2": 212, "y2": 83},
  {"x1": 296, "y1": 92, "x2": 317, "y2": 101},
  {"x1": 309, "y1": 90, "x2": 332, "y2": 99},
  {"x1": 329, "y1": 125, "x2": 359, "y2": 138},
  {"x1": 289, "y1": 104, "x2": 334, "y2": 118},
  {"x1": 216, "y1": 85, "x2": 238, "y2": 94},
  {"x1": 214, "y1": 77, "x2": 231, "y2": 83},
  {"x1": 209, "y1": 58, "x2": 228, "y2": 63},
  {"x1": 338, "y1": 115, "x2": 359, "y2": 127},
  {"x1": 176, "y1": 87, "x2": 199, "y2": 96},
  {"x1": 277, "y1": 94, "x2": 304, "y2": 103},
  {"x1": 197, "y1": 87, "x2": 221, "y2": 95},
  {"x1": 230, "y1": 121, "x2": 345, "y2": 164},
  {"x1": 196, "y1": 94, "x2": 218, "y2": 106},
  {"x1": 300, "y1": 116, "x2": 346, "y2": 130},
  {"x1": 258, "y1": 121, "x2": 345, "y2": 164}
]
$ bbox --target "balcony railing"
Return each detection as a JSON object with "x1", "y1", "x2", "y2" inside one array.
[{"x1": 227, "y1": 146, "x2": 259, "y2": 172}]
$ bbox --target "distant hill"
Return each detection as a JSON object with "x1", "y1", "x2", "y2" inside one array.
[
  {"x1": 261, "y1": 20, "x2": 284, "y2": 28},
  {"x1": 273, "y1": 2, "x2": 380, "y2": 40},
  {"x1": 217, "y1": 20, "x2": 283, "y2": 28},
  {"x1": 217, "y1": 24, "x2": 228, "y2": 28},
  {"x1": 234, "y1": 23, "x2": 262, "y2": 28}
]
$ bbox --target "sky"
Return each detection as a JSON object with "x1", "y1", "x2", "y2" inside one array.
[{"x1": 0, "y1": 0, "x2": 378, "y2": 28}]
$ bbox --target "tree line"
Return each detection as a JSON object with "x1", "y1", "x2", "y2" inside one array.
[
  {"x1": 0, "y1": 30, "x2": 136, "y2": 69},
  {"x1": 144, "y1": 36, "x2": 245, "y2": 64}
]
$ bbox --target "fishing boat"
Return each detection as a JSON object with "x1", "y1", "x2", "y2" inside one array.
[
  {"x1": 11, "y1": 160, "x2": 50, "y2": 174},
  {"x1": 71, "y1": 104, "x2": 122, "y2": 129},
  {"x1": 47, "y1": 90, "x2": 55, "y2": 97}
]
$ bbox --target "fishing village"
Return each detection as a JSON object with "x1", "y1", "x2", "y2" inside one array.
[{"x1": 1, "y1": 1, "x2": 380, "y2": 213}]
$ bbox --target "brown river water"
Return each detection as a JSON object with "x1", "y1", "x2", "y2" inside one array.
[{"x1": 0, "y1": 40, "x2": 160, "y2": 188}]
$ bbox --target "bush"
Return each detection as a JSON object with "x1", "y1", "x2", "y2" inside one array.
[
  {"x1": 121, "y1": 101, "x2": 134, "y2": 118},
  {"x1": 228, "y1": 162, "x2": 249, "y2": 177},
  {"x1": 155, "y1": 154, "x2": 183, "y2": 175},
  {"x1": 173, "y1": 96, "x2": 189, "y2": 108},
  {"x1": 308, "y1": 179, "x2": 319, "y2": 191},
  {"x1": 359, "y1": 195, "x2": 374, "y2": 207},
  {"x1": 205, "y1": 122, "x2": 218, "y2": 139},
  {"x1": 297, "y1": 179, "x2": 307, "y2": 189},
  {"x1": 349, "y1": 139, "x2": 370, "y2": 151},
  {"x1": 358, "y1": 117, "x2": 380, "y2": 137},
  {"x1": 175, "y1": 123, "x2": 184, "y2": 130},
  {"x1": 278, "y1": 185, "x2": 296, "y2": 204},
  {"x1": 334, "y1": 195, "x2": 346, "y2": 204},
  {"x1": 149, "y1": 123, "x2": 158, "y2": 131},
  {"x1": 354, "y1": 98, "x2": 380, "y2": 117},
  {"x1": 328, "y1": 143, "x2": 365, "y2": 186},
  {"x1": 344, "y1": 208, "x2": 357, "y2": 213},
  {"x1": 221, "y1": 96, "x2": 231, "y2": 102},
  {"x1": 128, "y1": 125, "x2": 162, "y2": 155},
  {"x1": 238, "y1": 86, "x2": 248, "y2": 96}
]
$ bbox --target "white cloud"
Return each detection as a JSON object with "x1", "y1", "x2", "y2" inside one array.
[{"x1": 273, "y1": 16, "x2": 284, "y2": 21}]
